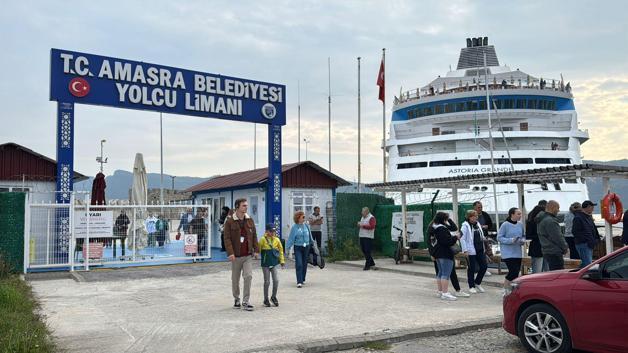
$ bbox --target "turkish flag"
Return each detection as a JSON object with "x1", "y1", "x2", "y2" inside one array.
[{"x1": 376, "y1": 59, "x2": 385, "y2": 102}]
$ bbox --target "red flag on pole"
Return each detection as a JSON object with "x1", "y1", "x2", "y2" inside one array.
[{"x1": 377, "y1": 58, "x2": 385, "y2": 102}]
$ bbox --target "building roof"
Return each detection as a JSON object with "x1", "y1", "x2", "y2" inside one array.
[
  {"x1": 367, "y1": 164, "x2": 628, "y2": 191},
  {"x1": 186, "y1": 161, "x2": 350, "y2": 193},
  {"x1": 0, "y1": 142, "x2": 88, "y2": 182}
]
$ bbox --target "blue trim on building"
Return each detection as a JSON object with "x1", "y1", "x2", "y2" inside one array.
[
  {"x1": 191, "y1": 183, "x2": 265, "y2": 197},
  {"x1": 392, "y1": 94, "x2": 575, "y2": 121}
]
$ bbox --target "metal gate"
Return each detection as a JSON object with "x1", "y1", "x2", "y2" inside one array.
[{"x1": 25, "y1": 195, "x2": 212, "y2": 271}]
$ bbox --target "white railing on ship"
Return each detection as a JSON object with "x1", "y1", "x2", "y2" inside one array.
[{"x1": 395, "y1": 78, "x2": 571, "y2": 105}]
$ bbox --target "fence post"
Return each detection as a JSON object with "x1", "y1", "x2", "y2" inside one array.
[
  {"x1": 69, "y1": 193, "x2": 75, "y2": 272},
  {"x1": 85, "y1": 196, "x2": 90, "y2": 271},
  {"x1": 23, "y1": 192, "x2": 31, "y2": 274},
  {"x1": 132, "y1": 207, "x2": 136, "y2": 262}
]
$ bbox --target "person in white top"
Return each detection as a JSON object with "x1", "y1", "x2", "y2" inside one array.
[
  {"x1": 357, "y1": 207, "x2": 377, "y2": 270},
  {"x1": 460, "y1": 210, "x2": 488, "y2": 294}
]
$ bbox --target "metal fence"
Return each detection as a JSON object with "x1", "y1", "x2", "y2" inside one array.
[{"x1": 25, "y1": 195, "x2": 212, "y2": 271}]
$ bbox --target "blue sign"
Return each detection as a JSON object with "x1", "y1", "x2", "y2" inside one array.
[{"x1": 50, "y1": 49, "x2": 286, "y2": 125}]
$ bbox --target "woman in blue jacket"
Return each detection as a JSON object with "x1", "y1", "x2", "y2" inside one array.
[
  {"x1": 497, "y1": 207, "x2": 526, "y2": 295},
  {"x1": 285, "y1": 211, "x2": 313, "y2": 288}
]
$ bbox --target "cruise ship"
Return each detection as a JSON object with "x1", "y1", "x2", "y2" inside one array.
[{"x1": 386, "y1": 37, "x2": 589, "y2": 212}]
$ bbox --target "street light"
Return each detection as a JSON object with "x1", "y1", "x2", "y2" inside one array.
[
  {"x1": 96, "y1": 139, "x2": 108, "y2": 173},
  {"x1": 303, "y1": 138, "x2": 310, "y2": 161}
]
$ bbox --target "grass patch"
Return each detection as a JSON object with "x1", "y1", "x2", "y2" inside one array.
[
  {"x1": 0, "y1": 275, "x2": 56, "y2": 353},
  {"x1": 326, "y1": 237, "x2": 364, "y2": 262},
  {"x1": 363, "y1": 341, "x2": 392, "y2": 351}
]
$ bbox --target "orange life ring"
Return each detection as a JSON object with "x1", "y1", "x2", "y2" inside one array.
[{"x1": 601, "y1": 193, "x2": 623, "y2": 225}]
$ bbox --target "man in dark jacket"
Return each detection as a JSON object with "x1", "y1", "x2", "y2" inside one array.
[
  {"x1": 536, "y1": 200, "x2": 568, "y2": 270},
  {"x1": 473, "y1": 201, "x2": 493, "y2": 233},
  {"x1": 573, "y1": 200, "x2": 600, "y2": 268},
  {"x1": 223, "y1": 198, "x2": 259, "y2": 311}
]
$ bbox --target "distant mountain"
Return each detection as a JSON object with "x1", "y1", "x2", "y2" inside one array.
[
  {"x1": 583, "y1": 159, "x2": 628, "y2": 203},
  {"x1": 74, "y1": 170, "x2": 211, "y2": 200}
]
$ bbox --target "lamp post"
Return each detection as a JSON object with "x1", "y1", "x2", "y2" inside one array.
[
  {"x1": 303, "y1": 138, "x2": 310, "y2": 161},
  {"x1": 96, "y1": 139, "x2": 107, "y2": 173}
]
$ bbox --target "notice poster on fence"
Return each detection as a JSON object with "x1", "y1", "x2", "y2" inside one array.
[
  {"x1": 184, "y1": 234, "x2": 198, "y2": 254},
  {"x1": 74, "y1": 211, "x2": 114, "y2": 238},
  {"x1": 390, "y1": 211, "x2": 424, "y2": 243}
]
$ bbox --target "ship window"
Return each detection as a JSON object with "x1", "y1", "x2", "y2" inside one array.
[
  {"x1": 467, "y1": 101, "x2": 478, "y2": 111},
  {"x1": 564, "y1": 179, "x2": 578, "y2": 184},
  {"x1": 432, "y1": 127, "x2": 440, "y2": 136},
  {"x1": 499, "y1": 127, "x2": 513, "y2": 132},
  {"x1": 456, "y1": 102, "x2": 465, "y2": 112},
  {"x1": 444, "y1": 103, "x2": 453, "y2": 113},
  {"x1": 504, "y1": 99, "x2": 514, "y2": 109},
  {"x1": 527, "y1": 99, "x2": 537, "y2": 109},
  {"x1": 492, "y1": 99, "x2": 501, "y2": 109},
  {"x1": 435, "y1": 104, "x2": 443, "y2": 114},
  {"x1": 535, "y1": 158, "x2": 571, "y2": 164},
  {"x1": 511, "y1": 158, "x2": 533, "y2": 164},
  {"x1": 479, "y1": 100, "x2": 487, "y2": 110},
  {"x1": 461, "y1": 159, "x2": 479, "y2": 165},
  {"x1": 430, "y1": 160, "x2": 462, "y2": 167},
  {"x1": 424, "y1": 107, "x2": 433, "y2": 116},
  {"x1": 398, "y1": 162, "x2": 427, "y2": 169},
  {"x1": 520, "y1": 122, "x2": 528, "y2": 131},
  {"x1": 548, "y1": 100, "x2": 556, "y2": 110},
  {"x1": 516, "y1": 99, "x2": 525, "y2": 109}
]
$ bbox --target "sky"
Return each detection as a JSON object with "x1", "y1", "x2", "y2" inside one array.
[{"x1": 1, "y1": 0, "x2": 628, "y2": 184}]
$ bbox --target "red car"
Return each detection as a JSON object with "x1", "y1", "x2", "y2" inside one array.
[{"x1": 503, "y1": 246, "x2": 628, "y2": 353}]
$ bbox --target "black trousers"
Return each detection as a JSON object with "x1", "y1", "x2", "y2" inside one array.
[
  {"x1": 311, "y1": 231, "x2": 322, "y2": 248},
  {"x1": 467, "y1": 245, "x2": 487, "y2": 288},
  {"x1": 433, "y1": 261, "x2": 461, "y2": 291},
  {"x1": 503, "y1": 258, "x2": 522, "y2": 281},
  {"x1": 565, "y1": 237, "x2": 580, "y2": 260},
  {"x1": 543, "y1": 254, "x2": 564, "y2": 271},
  {"x1": 359, "y1": 237, "x2": 375, "y2": 268}
]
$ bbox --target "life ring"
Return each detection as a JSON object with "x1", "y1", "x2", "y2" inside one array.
[{"x1": 601, "y1": 193, "x2": 623, "y2": 225}]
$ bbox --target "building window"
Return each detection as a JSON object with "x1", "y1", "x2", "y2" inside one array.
[
  {"x1": 291, "y1": 191, "x2": 315, "y2": 217},
  {"x1": 0, "y1": 187, "x2": 9, "y2": 192},
  {"x1": 250, "y1": 195, "x2": 259, "y2": 224},
  {"x1": 520, "y1": 122, "x2": 529, "y2": 131}
]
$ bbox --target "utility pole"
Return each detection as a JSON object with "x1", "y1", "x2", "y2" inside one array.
[
  {"x1": 171, "y1": 175, "x2": 176, "y2": 192},
  {"x1": 328, "y1": 57, "x2": 332, "y2": 171},
  {"x1": 382, "y1": 48, "x2": 387, "y2": 183},
  {"x1": 298, "y1": 80, "x2": 301, "y2": 162},
  {"x1": 357, "y1": 57, "x2": 362, "y2": 193},
  {"x1": 159, "y1": 112, "x2": 164, "y2": 205}
]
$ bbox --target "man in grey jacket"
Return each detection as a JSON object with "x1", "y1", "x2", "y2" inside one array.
[{"x1": 536, "y1": 200, "x2": 568, "y2": 270}]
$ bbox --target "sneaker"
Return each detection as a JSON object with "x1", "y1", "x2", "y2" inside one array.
[
  {"x1": 476, "y1": 285, "x2": 486, "y2": 293},
  {"x1": 454, "y1": 290, "x2": 471, "y2": 298},
  {"x1": 297, "y1": 283, "x2": 302, "y2": 288},
  {"x1": 440, "y1": 292, "x2": 458, "y2": 301},
  {"x1": 484, "y1": 271, "x2": 492, "y2": 276},
  {"x1": 263, "y1": 299, "x2": 271, "y2": 307},
  {"x1": 271, "y1": 297, "x2": 279, "y2": 307},
  {"x1": 436, "y1": 290, "x2": 442, "y2": 298},
  {"x1": 363, "y1": 266, "x2": 370, "y2": 271},
  {"x1": 371, "y1": 266, "x2": 379, "y2": 271},
  {"x1": 469, "y1": 288, "x2": 478, "y2": 294},
  {"x1": 242, "y1": 303, "x2": 254, "y2": 311},
  {"x1": 233, "y1": 299, "x2": 241, "y2": 309}
]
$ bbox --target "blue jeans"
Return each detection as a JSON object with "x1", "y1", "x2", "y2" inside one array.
[
  {"x1": 436, "y1": 258, "x2": 454, "y2": 280},
  {"x1": 294, "y1": 245, "x2": 309, "y2": 284},
  {"x1": 576, "y1": 243, "x2": 593, "y2": 268}
]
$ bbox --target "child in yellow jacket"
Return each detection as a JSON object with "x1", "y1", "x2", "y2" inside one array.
[{"x1": 259, "y1": 223, "x2": 285, "y2": 307}]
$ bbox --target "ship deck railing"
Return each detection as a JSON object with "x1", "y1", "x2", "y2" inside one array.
[{"x1": 395, "y1": 81, "x2": 571, "y2": 105}]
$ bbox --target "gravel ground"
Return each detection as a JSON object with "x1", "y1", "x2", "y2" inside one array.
[{"x1": 339, "y1": 328, "x2": 526, "y2": 353}]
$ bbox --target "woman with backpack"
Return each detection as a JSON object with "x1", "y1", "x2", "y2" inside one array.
[
  {"x1": 460, "y1": 210, "x2": 488, "y2": 294},
  {"x1": 428, "y1": 216, "x2": 469, "y2": 298},
  {"x1": 526, "y1": 201, "x2": 547, "y2": 273},
  {"x1": 431, "y1": 212, "x2": 462, "y2": 301},
  {"x1": 259, "y1": 223, "x2": 284, "y2": 307}
]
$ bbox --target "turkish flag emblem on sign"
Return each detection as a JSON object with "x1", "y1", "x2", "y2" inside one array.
[
  {"x1": 376, "y1": 59, "x2": 385, "y2": 102},
  {"x1": 68, "y1": 77, "x2": 90, "y2": 98}
]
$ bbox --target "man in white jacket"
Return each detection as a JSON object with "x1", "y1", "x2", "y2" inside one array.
[{"x1": 357, "y1": 207, "x2": 377, "y2": 270}]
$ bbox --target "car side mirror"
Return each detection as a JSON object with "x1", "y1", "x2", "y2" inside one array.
[{"x1": 582, "y1": 264, "x2": 602, "y2": 281}]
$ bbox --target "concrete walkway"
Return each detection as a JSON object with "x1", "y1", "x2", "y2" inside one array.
[
  {"x1": 29, "y1": 262, "x2": 504, "y2": 353},
  {"x1": 337, "y1": 258, "x2": 507, "y2": 288}
]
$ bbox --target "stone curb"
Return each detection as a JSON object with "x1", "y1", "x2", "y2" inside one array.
[
  {"x1": 334, "y1": 261, "x2": 504, "y2": 289},
  {"x1": 246, "y1": 317, "x2": 503, "y2": 353}
]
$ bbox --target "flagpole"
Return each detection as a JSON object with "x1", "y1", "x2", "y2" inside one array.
[
  {"x1": 357, "y1": 57, "x2": 362, "y2": 193},
  {"x1": 298, "y1": 80, "x2": 301, "y2": 162},
  {"x1": 382, "y1": 48, "x2": 386, "y2": 183},
  {"x1": 328, "y1": 57, "x2": 332, "y2": 171}
]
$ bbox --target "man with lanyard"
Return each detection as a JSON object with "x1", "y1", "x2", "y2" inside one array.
[
  {"x1": 223, "y1": 198, "x2": 259, "y2": 311},
  {"x1": 308, "y1": 206, "x2": 324, "y2": 265}
]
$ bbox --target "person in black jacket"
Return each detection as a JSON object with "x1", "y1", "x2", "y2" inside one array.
[
  {"x1": 428, "y1": 217, "x2": 470, "y2": 298},
  {"x1": 573, "y1": 200, "x2": 600, "y2": 268},
  {"x1": 526, "y1": 200, "x2": 547, "y2": 273},
  {"x1": 431, "y1": 212, "x2": 462, "y2": 301}
]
